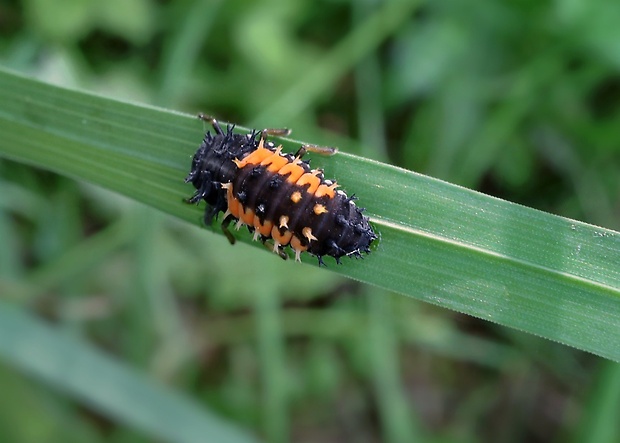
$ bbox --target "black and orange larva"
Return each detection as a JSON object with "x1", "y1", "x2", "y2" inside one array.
[{"x1": 185, "y1": 115, "x2": 377, "y2": 266}]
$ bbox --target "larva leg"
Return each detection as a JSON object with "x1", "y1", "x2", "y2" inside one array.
[
  {"x1": 260, "y1": 127, "x2": 292, "y2": 139},
  {"x1": 197, "y1": 113, "x2": 224, "y2": 136},
  {"x1": 220, "y1": 213, "x2": 236, "y2": 245},
  {"x1": 294, "y1": 144, "x2": 338, "y2": 159}
]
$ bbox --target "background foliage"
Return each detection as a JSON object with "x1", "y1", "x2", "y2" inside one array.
[{"x1": 1, "y1": 0, "x2": 620, "y2": 442}]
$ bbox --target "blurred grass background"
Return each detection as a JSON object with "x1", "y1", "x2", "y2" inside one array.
[{"x1": 1, "y1": 0, "x2": 620, "y2": 442}]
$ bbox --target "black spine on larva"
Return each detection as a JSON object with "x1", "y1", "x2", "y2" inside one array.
[{"x1": 185, "y1": 126, "x2": 259, "y2": 223}]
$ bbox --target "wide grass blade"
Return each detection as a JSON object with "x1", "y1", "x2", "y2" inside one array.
[{"x1": 0, "y1": 67, "x2": 619, "y2": 367}]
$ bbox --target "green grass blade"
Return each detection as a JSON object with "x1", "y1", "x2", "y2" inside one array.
[
  {"x1": 0, "y1": 301, "x2": 258, "y2": 443},
  {"x1": 570, "y1": 361, "x2": 620, "y2": 443},
  {"x1": 0, "y1": 67, "x2": 619, "y2": 365}
]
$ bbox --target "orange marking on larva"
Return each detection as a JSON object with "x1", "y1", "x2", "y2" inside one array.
[
  {"x1": 234, "y1": 139, "x2": 271, "y2": 168},
  {"x1": 241, "y1": 206, "x2": 255, "y2": 225},
  {"x1": 290, "y1": 236, "x2": 308, "y2": 253},
  {"x1": 278, "y1": 162, "x2": 305, "y2": 183},
  {"x1": 252, "y1": 215, "x2": 273, "y2": 237},
  {"x1": 313, "y1": 204, "x2": 328, "y2": 215},
  {"x1": 271, "y1": 226, "x2": 293, "y2": 245},
  {"x1": 290, "y1": 191, "x2": 302, "y2": 203},
  {"x1": 263, "y1": 152, "x2": 289, "y2": 172},
  {"x1": 302, "y1": 227, "x2": 317, "y2": 242},
  {"x1": 263, "y1": 146, "x2": 295, "y2": 173},
  {"x1": 296, "y1": 172, "x2": 321, "y2": 194},
  {"x1": 279, "y1": 215, "x2": 289, "y2": 229},
  {"x1": 315, "y1": 184, "x2": 335, "y2": 198},
  {"x1": 228, "y1": 195, "x2": 241, "y2": 218},
  {"x1": 225, "y1": 182, "x2": 240, "y2": 217},
  {"x1": 240, "y1": 149, "x2": 273, "y2": 167},
  {"x1": 256, "y1": 220, "x2": 273, "y2": 237},
  {"x1": 252, "y1": 214, "x2": 262, "y2": 231}
]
